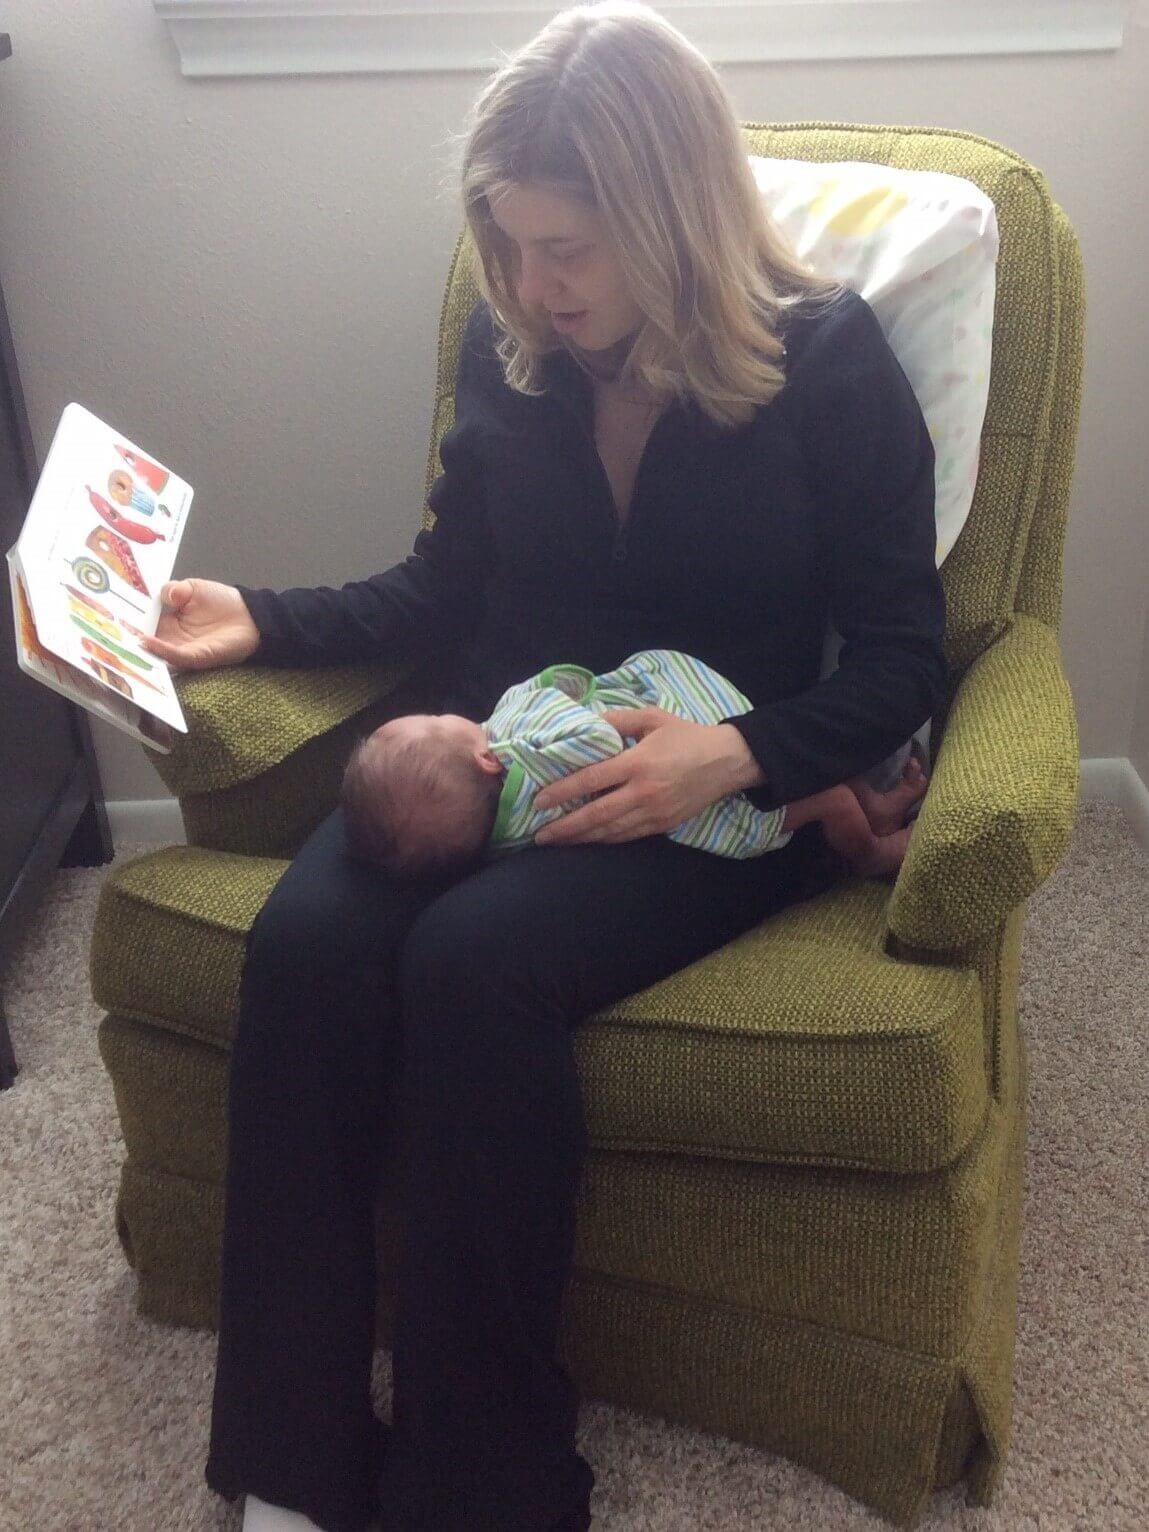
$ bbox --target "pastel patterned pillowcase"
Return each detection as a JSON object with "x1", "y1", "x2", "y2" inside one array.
[{"x1": 749, "y1": 154, "x2": 999, "y2": 568}]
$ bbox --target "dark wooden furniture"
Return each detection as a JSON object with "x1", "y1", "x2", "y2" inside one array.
[{"x1": 1, "y1": 31, "x2": 113, "y2": 1087}]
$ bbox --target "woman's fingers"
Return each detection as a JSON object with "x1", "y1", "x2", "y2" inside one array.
[
  {"x1": 140, "y1": 613, "x2": 196, "y2": 662},
  {"x1": 598, "y1": 705, "x2": 671, "y2": 739},
  {"x1": 535, "y1": 790, "x2": 650, "y2": 845},
  {"x1": 140, "y1": 633, "x2": 217, "y2": 669},
  {"x1": 139, "y1": 633, "x2": 190, "y2": 666},
  {"x1": 534, "y1": 754, "x2": 632, "y2": 812}
]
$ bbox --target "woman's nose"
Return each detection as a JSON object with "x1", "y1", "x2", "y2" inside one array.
[{"x1": 517, "y1": 252, "x2": 558, "y2": 308}]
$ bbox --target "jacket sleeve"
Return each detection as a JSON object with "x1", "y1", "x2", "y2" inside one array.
[
  {"x1": 726, "y1": 292, "x2": 948, "y2": 808},
  {"x1": 236, "y1": 301, "x2": 496, "y2": 667}
]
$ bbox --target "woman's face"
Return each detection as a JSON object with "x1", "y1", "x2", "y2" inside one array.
[{"x1": 489, "y1": 182, "x2": 645, "y2": 352}]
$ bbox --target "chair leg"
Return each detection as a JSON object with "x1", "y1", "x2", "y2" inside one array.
[{"x1": 0, "y1": 995, "x2": 19, "y2": 1089}]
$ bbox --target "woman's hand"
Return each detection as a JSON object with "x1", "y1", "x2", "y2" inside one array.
[
  {"x1": 532, "y1": 707, "x2": 766, "y2": 846},
  {"x1": 140, "y1": 578, "x2": 261, "y2": 670}
]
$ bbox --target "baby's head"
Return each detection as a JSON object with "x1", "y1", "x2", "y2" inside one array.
[{"x1": 341, "y1": 712, "x2": 505, "y2": 877}]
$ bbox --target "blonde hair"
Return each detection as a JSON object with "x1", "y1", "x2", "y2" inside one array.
[
  {"x1": 448, "y1": 0, "x2": 840, "y2": 430},
  {"x1": 342, "y1": 728, "x2": 496, "y2": 877}
]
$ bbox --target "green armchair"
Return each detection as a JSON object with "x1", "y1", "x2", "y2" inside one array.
[{"x1": 90, "y1": 123, "x2": 1082, "y2": 1527}]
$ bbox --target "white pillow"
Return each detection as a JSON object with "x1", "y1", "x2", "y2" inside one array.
[{"x1": 749, "y1": 155, "x2": 999, "y2": 568}]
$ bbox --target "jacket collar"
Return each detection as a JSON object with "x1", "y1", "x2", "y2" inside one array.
[{"x1": 540, "y1": 341, "x2": 724, "y2": 443}]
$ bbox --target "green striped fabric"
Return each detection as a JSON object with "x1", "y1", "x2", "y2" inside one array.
[{"x1": 487, "y1": 649, "x2": 788, "y2": 856}]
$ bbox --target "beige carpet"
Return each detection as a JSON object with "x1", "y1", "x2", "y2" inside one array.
[{"x1": 1, "y1": 800, "x2": 1146, "y2": 1530}]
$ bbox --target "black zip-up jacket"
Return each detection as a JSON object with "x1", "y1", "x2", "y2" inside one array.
[{"x1": 239, "y1": 292, "x2": 947, "y2": 813}]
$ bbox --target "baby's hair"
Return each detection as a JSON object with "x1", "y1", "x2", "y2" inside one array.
[
  {"x1": 341, "y1": 726, "x2": 497, "y2": 877},
  {"x1": 448, "y1": 0, "x2": 841, "y2": 430}
]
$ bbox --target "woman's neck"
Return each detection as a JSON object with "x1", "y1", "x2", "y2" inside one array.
[{"x1": 562, "y1": 326, "x2": 642, "y2": 383}]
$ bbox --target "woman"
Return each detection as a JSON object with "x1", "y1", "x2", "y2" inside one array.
[{"x1": 144, "y1": 4, "x2": 946, "y2": 1529}]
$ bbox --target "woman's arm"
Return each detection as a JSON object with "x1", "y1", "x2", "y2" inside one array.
[
  {"x1": 723, "y1": 291, "x2": 948, "y2": 810},
  {"x1": 236, "y1": 302, "x2": 496, "y2": 668},
  {"x1": 532, "y1": 292, "x2": 946, "y2": 846}
]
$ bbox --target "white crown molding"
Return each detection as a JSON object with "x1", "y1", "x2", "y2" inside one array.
[{"x1": 152, "y1": 2, "x2": 1125, "y2": 79}]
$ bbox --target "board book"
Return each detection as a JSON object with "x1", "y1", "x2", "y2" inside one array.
[{"x1": 6, "y1": 403, "x2": 192, "y2": 752}]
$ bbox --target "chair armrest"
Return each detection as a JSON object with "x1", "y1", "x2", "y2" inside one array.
[
  {"x1": 151, "y1": 659, "x2": 416, "y2": 799},
  {"x1": 887, "y1": 614, "x2": 1079, "y2": 953}
]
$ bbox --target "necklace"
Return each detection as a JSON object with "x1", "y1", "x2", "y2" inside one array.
[
  {"x1": 565, "y1": 334, "x2": 663, "y2": 420},
  {"x1": 562, "y1": 326, "x2": 640, "y2": 383},
  {"x1": 598, "y1": 382, "x2": 661, "y2": 423}
]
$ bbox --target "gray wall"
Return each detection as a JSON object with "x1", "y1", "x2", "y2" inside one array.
[
  {"x1": 2, "y1": 1, "x2": 1147, "y2": 801},
  {"x1": 1131, "y1": 615, "x2": 1149, "y2": 785}
]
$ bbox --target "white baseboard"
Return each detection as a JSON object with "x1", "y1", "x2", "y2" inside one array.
[
  {"x1": 102, "y1": 758, "x2": 1149, "y2": 855},
  {"x1": 105, "y1": 798, "x2": 186, "y2": 850},
  {"x1": 1078, "y1": 758, "x2": 1149, "y2": 850}
]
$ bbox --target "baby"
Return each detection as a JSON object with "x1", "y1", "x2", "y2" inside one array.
[{"x1": 341, "y1": 649, "x2": 929, "y2": 880}]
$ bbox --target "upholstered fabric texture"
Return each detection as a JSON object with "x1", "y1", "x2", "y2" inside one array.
[{"x1": 90, "y1": 123, "x2": 1084, "y2": 1528}]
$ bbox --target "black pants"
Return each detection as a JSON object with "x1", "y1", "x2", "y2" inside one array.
[{"x1": 204, "y1": 809, "x2": 847, "y2": 1532}]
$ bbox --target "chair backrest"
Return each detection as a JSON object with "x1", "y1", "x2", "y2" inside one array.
[{"x1": 422, "y1": 122, "x2": 1084, "y2": 680}]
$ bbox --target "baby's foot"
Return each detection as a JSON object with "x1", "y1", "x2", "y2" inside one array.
[
  {"x1": 847, "y1": 823, "x2": 914, "y2": 881},
  {"x1": 851, "y1": 755, "x2": 929, "y2": 837}
]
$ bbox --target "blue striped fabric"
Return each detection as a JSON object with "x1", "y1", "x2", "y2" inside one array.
[{"x1": 484, "y1": 650, "x2": 790, "y2": 857}]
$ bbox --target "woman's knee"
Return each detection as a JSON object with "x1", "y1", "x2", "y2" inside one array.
[
  {"x1": 397, "y1": 888, "x2": 587, "y2": 1145},
  {"x1": 245, "y1": 875, "x2": 348, "y2": 990},
  {"x1": 398, "y1": 883, "x2": 547, "y2": 1013},
  {"x1": 238, "y1": 875, "x2": 405, "y2": 1089},
  {"x1": 236, "y1": 873, "x2": 404, "y2": 1101},
  {"x1": 246, "y1": 831, "x2": 416, "y2": 989}
]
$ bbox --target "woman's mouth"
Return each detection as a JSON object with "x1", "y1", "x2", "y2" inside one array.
[{"x1": 551, "y1": 310, "x2": 587, "y2": 333}]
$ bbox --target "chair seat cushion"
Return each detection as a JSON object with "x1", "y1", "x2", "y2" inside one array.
[{"x1": 92, "y1": 847, "x2": 988, "y2": 1175}]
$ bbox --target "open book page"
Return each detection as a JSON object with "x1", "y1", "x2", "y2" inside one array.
[
  {"x1": 6, "y1": 402, "x2": 193, "y2": 751},
  {"x1": 7, "y1": 557, "x2": 174, "y2": 751}
]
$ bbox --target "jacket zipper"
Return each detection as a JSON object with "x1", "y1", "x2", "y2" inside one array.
[{"x1": 556, "y1": 390, "x2": 658, "y2": 568}]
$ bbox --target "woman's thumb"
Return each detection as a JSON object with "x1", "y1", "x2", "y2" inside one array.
[{"x1": 160, "y1": 578, "x2": 194, "y2": 610}]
